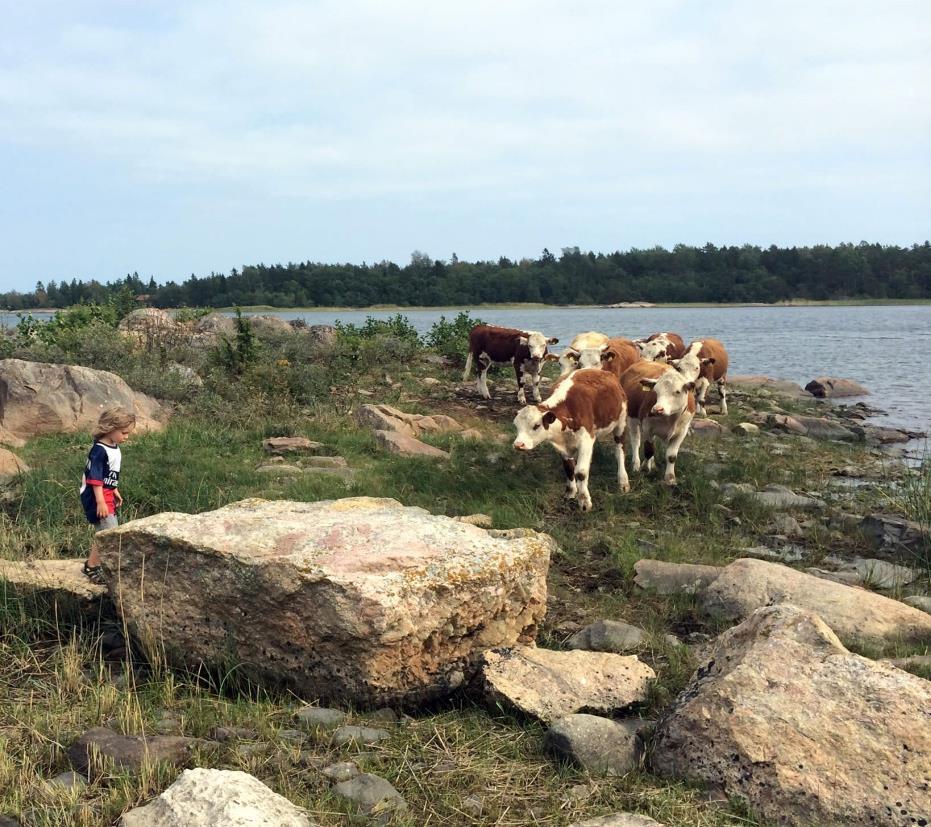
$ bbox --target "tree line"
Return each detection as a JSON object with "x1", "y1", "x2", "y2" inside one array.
[{"x1": 3, "y1": 242, "x2": 930, "y2": 311}]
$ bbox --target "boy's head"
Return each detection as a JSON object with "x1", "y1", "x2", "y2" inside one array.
[{"x1": 93, "y1": 408, "x2": 137, "y2": 444}]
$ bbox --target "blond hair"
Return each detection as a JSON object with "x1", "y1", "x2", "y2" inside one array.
[{"x1": 93, "y1": 407, "x2": 137, "y2": 440}]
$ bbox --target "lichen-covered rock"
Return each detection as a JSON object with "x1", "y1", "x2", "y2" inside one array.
[
  {"x1": 702, "y1": 557, "x2": 931, "y2": 647},
  {"x1": 97, "y1": 497, "x2": 552, "y2": 706},
  {"x1": 544, "y1": 714, "x2": 647, "y2": 776},
  {"x1": 0, "y1": 359, "x2": 165, "y2": 439},
  {"x1": 652, "y1": 604, "x2": 931, "y2": 827},
  {"x1": 68, "y1": 728, "x2": 198, "y2": 776},
  {"x1": 0, "y1": 558, "x2": 106, "y2": 601},
  {"x1": 118, "y1": 308, "x2": 185, "y2": 345},
  {"x1": 120, "y1": 768, "x2": 315, "y2": 826},
  {"x1": 480, "y1": 647, "x2": 654, "y2": 723},
  {"x1": 633, "y1": 560, "x2": 722, "y2": 595},
  {"x1": 372, "y1": 429, "x2": 450, "y2": 458}
]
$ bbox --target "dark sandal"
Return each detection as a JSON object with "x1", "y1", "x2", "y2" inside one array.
[{"x1": 82, "y1": 562, "x2": 105, "y2": 584}]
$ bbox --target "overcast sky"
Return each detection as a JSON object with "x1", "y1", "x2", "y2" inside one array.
[{"x1": 1, "y1": 0, "x2": 929, "y2": 292}]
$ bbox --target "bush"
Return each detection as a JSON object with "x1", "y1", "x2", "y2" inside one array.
[
  {"x1": 424, "y1": 311, "x2": 485, "y2": 364},
  {"x1": 334, "y1": 314, "x2": 419, "y2": 345},
  {"x1": 214, "y1": 309, "x2": 258, "y2": 376}
]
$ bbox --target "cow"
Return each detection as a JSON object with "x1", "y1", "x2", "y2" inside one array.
[
  {"x1": 513, "y1": 368, "x2": 628, "y2": 511},
  {"x1": 671, "y1": 338, "x2": 729, "y2": 416},
  {"x1": 463, "y1": 324, "x2": 559, "y2": 404},
  {"x1": 598, "y1": 337, "x2": 642, "y2": 379},
  {"x1": 557, "y1": 331, "x2": 610, "y2": 376},
  {"x1": 620, "y1": 360, "x2": 696, "y2": 486},
  {"x1": 635, "y1": 332, "x2": 686, "y2": 363}
]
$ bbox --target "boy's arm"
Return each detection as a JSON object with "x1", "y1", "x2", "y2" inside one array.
[{"x1": 92, "y1": 485, "x2": 109, "y2": 519}]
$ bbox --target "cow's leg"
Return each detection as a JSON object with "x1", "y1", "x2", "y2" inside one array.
[
  {"x1": 573, "y1": 433, "x2": 595, "y2": 511},
  {"x1": 663, "y1": 413, "x2": 694, "y2": 485},
  {"x1": 627, "y1": 419, "x2": 643, "y2": 473},
  {"x1": 642, "y1": 421, "x2": 656, "y2": 473},
  {"x1": 558, "y1": 450, "x2": 577, "y2": 500},
  {"x1": 477, "y1": 355, "x2": 492, "y2": 399},
  {"x1": 718, "y1": 377, "x2": 728, "y2": 415},
  {"x1": 614, "y1": 414, "x2": 629, "y2": 493},
  {"x1": 515, "y1": 361, "x2": 527, "y2": 404},
  {"x1": 695, "y1": 377, "x2": 709, "y2": 417},
  {"x1": 530, "y1": 364, "x2": 543, "y2": 403}
]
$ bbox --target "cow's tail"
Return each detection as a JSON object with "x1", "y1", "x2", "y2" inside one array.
[{"x1": 462, "y1": 351, "x2": 474, "y2": 381}]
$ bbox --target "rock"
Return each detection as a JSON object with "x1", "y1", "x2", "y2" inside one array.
[
  {"x1": 333, "y1": 773, "x2": 407, "y2": 816},
  {"x1": 766, "y1": 413, "x2": 808, "y2": 434},
  {"x1": 120, "y1": 767, "x2": 315, "y2": 826},
  {"x1": 355, "y1": 403, "x2": 463, "y2": 438},
  {"x1": 461, "y1": 795, "x2": 484, "y2": 816},
  {"x1": 806, "y1": 567, "x2": 864, "y2": 587},
  {"x1": 68, "y1": 727, "x2": 198, "y2": 776},
  {"x1": 262, "y1": 437, "x2": 324, "y2": 455},
  {"x1": 768, "y1": 513, "x2": 803, "y2": 536},
  {"x1": 651, "y1": 604, "x2": 931, "y2": 827},
  {"x1": 544, "y1": 714, "x2": 646, "y2": 776},
  {"x1": 459, "y1": 428, "x2": 483, "y2": 440},
  {"x1": 904, "y1": 595, "x2": 931, "y2": 613},
  {"x1": 727, "y1": 375, "x2": 809, "y2": 398},
  {"x1": 0, "y1": 424, "x2": 26, "y2": 448},
  {"x1": 166, "y1": 363, "x2": 201, "y2": 386},
  {"x1": 369, "y1": 707, "x2": 398, "y2": 723},
  {"x1": 209, "y1": 726, "x2": 256, "y2": 742},
  {"x1": 46, "y1": 771, "x2": 86, "y2": 792},
  {"x1": 805, "y1": 377, "x2": 870, "y2": 398},
  {"x1": 688, "y1": 418, "x2": 723, "y2": 438},
  {"x1": 480, "y1": 647, "x2": 654, "y2": 723},
  {"x1": 254, "y1": 463, "x2": 302, "y2": 475},
  {"x1": 96, "y1": 497, "x2": 551, "y2": 706},
  {"x1": 844, "y1": 557, "x2": 920, "y2": 589},
  {"x1": 567, "y1": 620, "x2": 645, "y2": 654},
  {"x1": 193, "y1": 312, "x2": 236, "y2": 338},
  {"x1": 632, "y1": 560, "x2": 722, "y2": 595},
  {"x1": 747, "y1": 484, "x2": 825, "y2": 510},
  {"x1": 859, "y1": 514, "x2": 928, "y2": 554},
  {"x1": 295, "y1": 706, "x2": 347, "y2": 731},
  {"x1": 331, "y1": 726, "x2": 390, "y2": 747},
  {"x1": 372, "y1": 429, "x2": 450, "y2": 458},
  {"x1": 570, "y1": 815, "x2": 665, "y2": 827},
  {"x1": 455, "y1": 513, "x2": 493, "y2": 528},
  {"x1": 307, "y1": 325, "x2": 338, "y2": 346},
  {"x1": 0, "y1": 359, "x2": 165, "y2": 439},
  {"x1": 322, "y1": 761, "x2": 360, "y2": 782},
  {"x1": 416, "y1": 414, "x2": 461, "y2": 433},
  {"x1": 248, "y1": 315, "x2": 295, "y2": 336},
  {"x1": 0, "y1": 558, "x2": 106, "y2": 601},
  {"x1": 0, "y1": 448, "x2": 28, "y2": 481},
  {"x1": 791, "y1": 415, "x2": 859, "y2": 442},
  {"x1": 702, "y1": 558, "x2": 931, "y2": 647},
  {"x1": 733, "y1": 422, "x2": 759, "y2": 436},
  {"x1": 277, "y1": 729, "x2": 305, "y2": 744},
  {"x1": 302, "y1": 455, "x2": 347, "y2": 469},
  {"x1": 118, "y1": 308, "x2": 185, "y2": 345},
  {"x1": 883, "y1": 654, "x2": 931, "y2": 672},
  {"x1": 0, "y1": 817, "x2": 22, "y2": 827},
  {"x1": 420, "y1": 377, "x2": 441, "y2": 387}
]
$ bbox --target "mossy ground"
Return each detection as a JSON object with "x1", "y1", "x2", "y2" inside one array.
[{"x1": 0, "y1": 330, "x2": 927, "y2": 826}]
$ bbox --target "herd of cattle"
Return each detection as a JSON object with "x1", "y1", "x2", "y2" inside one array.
[{"x1": 463, "y1": 324, "x2": 729, "y2": 511}]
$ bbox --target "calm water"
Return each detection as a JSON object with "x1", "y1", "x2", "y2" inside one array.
[
  {"x1": 3, "y1": 305, "x2": 930, "y2": 435},
  {"x1": 260, "y1": 305, "x2": 931, "y2": 436}
]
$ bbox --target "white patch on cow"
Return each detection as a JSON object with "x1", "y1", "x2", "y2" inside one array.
[
  {"x1": 638, "y1": 333, "x2": 676, "y2": 363},
  {"x1": 671, "y1": 341, "x2": 703, "y2": 381},
  {"x1": 575, "y1": 347, "x2": 605, "y2": 369},
  {"x1": 523, "y1": 331, "x2": 549, "y2": 360},
  {"x1": 649, "y1": 369, "x2": 694, "y2": 417},
  {"x1": 540, "y1": 372, "x2": 577, "y2": 409},
  {"x1": 569, "y1": 331, "x2": 609, "y2": 351}
]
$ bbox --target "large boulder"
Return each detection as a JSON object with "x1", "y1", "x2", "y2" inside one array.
[
  {"x1": 651, "y1": 604, "x2": 931, "y2": 827},
  {"x1": 96, "y1": 497, "x2": 552, "y2": 706},
  {"x1": 118, "y1": 308, "x2": 186, "y2": 346},
  {"x1": 120, "y1": 768, "x2": 316, "y2": 827},
  {"x1": 0, "y1": 359, "x2": 165, "y2": 439},
  {"x1": 193, "y1": 312, "x2": 237, "y2": 338},
  {"x1": 727, "y1": 375, "x2": 809, "y2": 398},
  {"x1": 0, "y1": 448, "x2": 27, "y2": 481},
  {"x1": 702, "y1": 557, "x2": 931, "y2": 647},
  {"x1": 804, "y1": 376, "x2": 870, "y2": 398}
]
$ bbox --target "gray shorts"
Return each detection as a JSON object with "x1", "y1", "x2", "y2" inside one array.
[{"x1": 95, "y1": 515, "x2": 119, "y2": 532}]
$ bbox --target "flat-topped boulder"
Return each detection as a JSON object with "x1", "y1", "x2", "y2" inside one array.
[
  {"x1": 804, "y1": 376, "x2": 870, "y2": 398},
  {"x1": 0, "y1": 359, "x2": 165, "y2": 439},
  {"x1": 0, "y1": 557, "x2": 106, "y2": 601},
  {"x1": 652, "y1": 605, "x2": 931, "y2": 827},
  {"x1": 96, "y1": 497, "x2": 552, "y2": 706},
  {"x1": 702, "y1": 557, "x2": 931, "y2": 647}
]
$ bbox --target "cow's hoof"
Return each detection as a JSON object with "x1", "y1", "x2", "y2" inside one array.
[
  {"x1": 663, "y1": 478, "x2": 678, "y2": 487},
  {"x1": 619, "y1": 483, "x2": 631, "y2": 493},
  {"x1": 579, "y1": 501, "x2": 593, "y2": 512}
]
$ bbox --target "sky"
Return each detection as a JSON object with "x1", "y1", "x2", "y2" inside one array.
[{"x1": 1, "y1": 1, "x2": 929, "y2": 293}]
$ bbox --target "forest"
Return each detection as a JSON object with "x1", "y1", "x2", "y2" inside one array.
[{"x1": 3, "y1": 241, "x2": 930, "y2": 310}]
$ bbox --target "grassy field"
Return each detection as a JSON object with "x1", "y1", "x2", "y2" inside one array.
[{"x1": 0, "y1": 321, "x2": 927, "y2": 826}]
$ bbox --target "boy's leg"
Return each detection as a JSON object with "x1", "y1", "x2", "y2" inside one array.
[{"x1": 85, "y1": 515, "x2": 118, "y2": 569}]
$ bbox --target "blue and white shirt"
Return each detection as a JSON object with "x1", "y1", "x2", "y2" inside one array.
[{"x1": 79, "y1": 441, "x2": 121, "y2": 523}]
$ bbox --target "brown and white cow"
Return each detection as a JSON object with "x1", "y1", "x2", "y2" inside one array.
[
  {"x1": 513, "y1": 368, "x2": 628, "y2": 511},
  {"x1": 598, "y1": 337, "x2": 642, "y2": 379},
  {"x1": 557, "y1": 331, "x2": 610, "y2": 376},
  {"x1": 620, "y1": 360, "x2": 696, "y2": 485},
  {"x1": 463, "y1": 324, "x2": 559, "y2": 404},
  {"x1": 635, "y1": 332, "x2": 686, "y2": 363},
  {"x1": 671, "y1": 338, "x2": 729, "y2": 416}
]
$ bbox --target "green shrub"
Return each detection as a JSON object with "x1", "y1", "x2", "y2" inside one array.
[
  {"x1": 214, "y1": 309, "x2": 258, "y2": 376},
  {"x1": 424, "y1": 311, "x2": 485, "y2": 364},
  {"x1": 334, "y1": 313, "x2": 419, "y2": 345}
]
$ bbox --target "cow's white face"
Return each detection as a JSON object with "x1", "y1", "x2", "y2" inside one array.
[
  {"x1": 669, "y1": 341, "x2": 704, "y2": 381},
  {"x1": 637, "y1": 336, "x2": 672, "y2": 362},
  {"x1": 643, "y1": 370, "x2": 694, "y2": 417},
  {"x1": 575, "y1": 346, "x2": 606, "y2": 369},
  {"x1": 520, "y1": 331, "x2": 557, "y2": 362},
  {"x1": 513, "y1": 405, "x2": 561, "y2": 451}
]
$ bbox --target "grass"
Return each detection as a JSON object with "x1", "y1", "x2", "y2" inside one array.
[{"x1": 0, "y1": 331, "x2": 926, "y2": 826}]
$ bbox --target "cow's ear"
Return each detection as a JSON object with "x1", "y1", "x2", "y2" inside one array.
[
  {"x1": 544, "y1": 352, "x2": 560, "y2": 362},
  {"x1": 702, "y1": 357, "x2": 716, "y2": 366},
  {"x1": 601, "y1": 351, "x2": 615, "y2": 363},
  {"x1": 640, "y1": 379, "x2": 657, "y2": 391},
  {"x1": 684, "y1": 381, "x2": 696, "y2": 391},
  {"x1": 669, "y1": 358, "x2": 681, "y2": 369},
  {"x1": 542, "y1": 411, "x2": 557, "y2": 428},
  {"x1": 547, "y1": 337, "x2": 559, "y2": 344},
  {"x1": 518, "y1": 336, "x2": 528, "y2": 345}
]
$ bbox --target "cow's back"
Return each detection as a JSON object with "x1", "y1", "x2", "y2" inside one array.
[
  {"x1": 601, "y1": 338, "x2": 641, "y2": 379},
  {"x1": 697, "y1": 338, "x2": 728, "y2": 381},
  {"x1": 550, "y1": 369, "x2": 626, "y2": 431},
  {"x1": 621, "y1": 361, "x2": 669, "y2": 420},
  {"x1": 469, "y1": 324, "x2": 526, "y2": 361}
]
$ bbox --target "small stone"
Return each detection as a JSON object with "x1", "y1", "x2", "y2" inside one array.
[
  {"x1": 370, "y1": 707, "x2": 399, "y2": 724},
  {"x1": 331, "y1": 726, "x2": 391, "y2": 747},
  {"x1": 68, "y1": 728, "x2": 198, "y2": 776},
  {"x1": 733, "y1": 422, "x2": 760, "y2": 436},
  {"x1": 633, "y1": 559, "x2": 722, "y2": 595},
  {"x1": 295, "y1": 706, "x2": 347, "y2": 731},
  {"x1": 0, "y1": 817, "x2": 22, "y2": 827},
  {"x1": 461, "y1": 795, "x2": 484, "y2": 816},
  {"x1": 568, "y1": 620, "x2": 645, "y2": 654},
  {"x1": 421, "y1": 377, "x2": 441, "y2": 386},
  {"x1": 322, "y1": 761, "x2": 360, "y2": 782},
  {"x1": 209, "y1": 726, "x2": 257, "y2": 742},
  {"x1": 454, "y1": 513, "x2": 493, "y2": 528},
  {"x1": 255, "y1": 463, "x2": 302, "y2": 475},
  {"x1": 262, "y1": 437, "x2": 324, "y2": 455},
  {"x1": 301, "y1": 456, "x2": 348, "y2": 469},
  {"x1": 903, "y1": 595, "x2": 931, "y2": 614},
  {"x1": 277, "y1": 729, "x2": 305, "y2": 744},
  {"x1": 153, "y1": 712, "x2": 181, "y2": 734},
  {"x1": 569, "y1": 812, "x2": 666, "y2": 826},
  {"x1": 459, "y1": 428, "x2": 483, "y2": 440},
  {"x1": 333, "y1": 773, "x2": 407, "y2": 816},
  {"x1": 544, "y1": 714, "x2": 646, "y2": 776},
  {"x1": 46, "y1": 771, "x2": 87, "y2": 792},
  {"x1": 357, "y1": 389, "x2": 374, "y2": 397}
]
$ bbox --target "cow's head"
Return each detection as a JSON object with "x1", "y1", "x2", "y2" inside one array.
[
  {"x1": 641, "y1": 370, "x2": 695, "y2": 417},
  {"x1": 637, "y1": 336, "x2": 672, "y2": 363},
  {"x1": 669, "y1": 341, "x2": 705, "y2": 381},
  {"x1": 558, "y1": 348, "x2": 580, "y2": 376},
  {"x1": 513, "y1": 405, "x2": 560, "y2": 451},
  {"x1": 519, "y1": 331, "x2": 558, "y2": 362}
]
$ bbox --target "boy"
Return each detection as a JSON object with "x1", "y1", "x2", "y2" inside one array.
[{"x1": 81, "y1": 407, "x2": 136, "y2": 583}]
